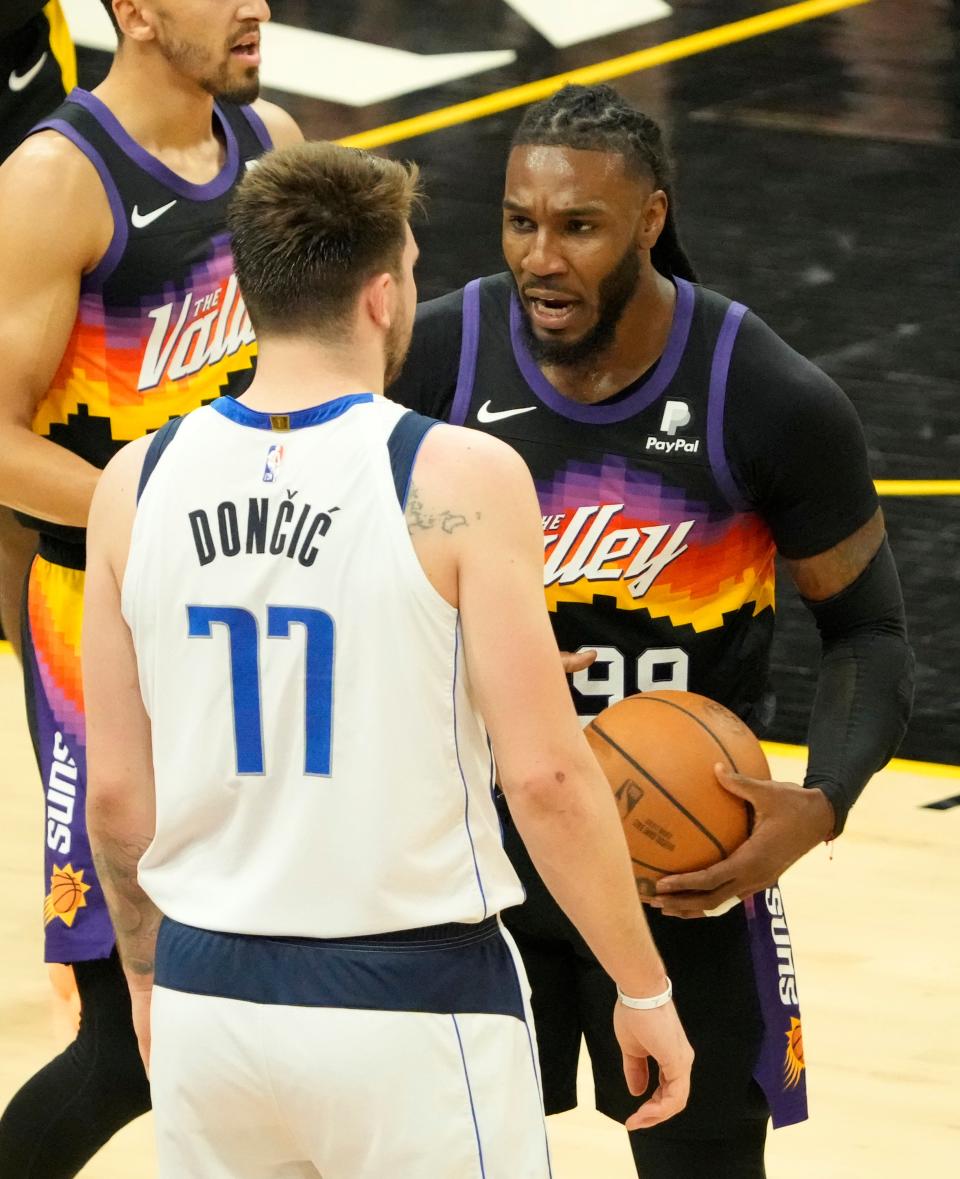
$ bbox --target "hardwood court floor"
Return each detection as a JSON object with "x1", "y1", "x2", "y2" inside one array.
[{"x1": 0, "y1": 656, "x2": 956, "y2": 1178}]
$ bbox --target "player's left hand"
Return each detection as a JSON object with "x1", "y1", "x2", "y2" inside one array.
[
  {"x1": 560, "y1": 648, "x2": 597, "y2": 675},
  {"x1": 651, "y1": 764, "x2": 836, "y2": 918}
]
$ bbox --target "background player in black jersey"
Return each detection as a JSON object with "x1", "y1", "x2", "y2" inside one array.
[
  {"x1": 389, "y1": 84, "x2": 914, "y2": 1179},
  {"x1": 0, "y1": 2, "x2": 301, "y2": 1175},
  {"x1": 0, "y1": 1, "x2": 76, "y2": 656},
  {"x1": 0, "y1": 2, "x2": 74, "y2": 159}
]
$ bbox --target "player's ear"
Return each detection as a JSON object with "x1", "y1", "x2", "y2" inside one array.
[
  {"x1": 639, "y1": 188, "x2": 667, "y2": 250},
  {"x1": 115, "y1": 2, "x2": 155, "y2": 43},
  {"x1": 363, "y1": 271, "x2": 395, "y2": 332}
]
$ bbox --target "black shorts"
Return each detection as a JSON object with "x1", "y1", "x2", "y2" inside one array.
[{"x1": 498, "y1": 798, "x2": 769, "y2": 1140}]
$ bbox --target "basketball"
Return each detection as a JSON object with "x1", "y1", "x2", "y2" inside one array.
[
  {"x1": 50, "y1": 871, "x2": 83, "y2": 914},
  {"x1": 585, "y1": 691, "x2": 769, "y2": 897}
]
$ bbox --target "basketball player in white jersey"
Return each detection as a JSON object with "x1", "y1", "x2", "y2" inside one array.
[{"x1": 83, "y1": 142, "x2": 693, "y2": 1178}]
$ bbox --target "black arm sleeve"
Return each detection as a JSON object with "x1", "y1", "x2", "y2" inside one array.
[
  {"x1": 387, "y1": 287, "x2": 465, "y2": 421},
  {"x1": 723, "y1": 311, "x2": 911, "y2": 831},
  {"x1": 802, "y1": 540, "x2": 915, "y2": 835},
  {"x1": 724, "y1": 312, "x2": 879, "y2": 558}
]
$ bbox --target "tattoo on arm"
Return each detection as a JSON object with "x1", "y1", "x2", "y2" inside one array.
[
  {"x1": 405, "y1": 482, "x2": 472, "y2": 536},
  {"x1": 92, "y1": 835, "x2": 162, "y2": 979}
]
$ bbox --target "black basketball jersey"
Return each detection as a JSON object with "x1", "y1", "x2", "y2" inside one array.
[
  {"x1": 22, "y1": 87, "x2": 271, "y2": 546},
  {"x1": 391, "y1": 272, "x2": 879, "y2": 729},
  {"x1": 0, "y1": 1, "x2": 74, "y2": 161}
]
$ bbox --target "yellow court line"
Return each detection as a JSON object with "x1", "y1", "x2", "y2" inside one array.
[
  {"x1": 762, "y1": 740, "x2": 960, "y2": 780},
  {"x1": 339, "y1": 0, "x2": 872, "y2": 150},
  {"x1": 874, "y1": 480, "x2": 960, "y2": 496}
]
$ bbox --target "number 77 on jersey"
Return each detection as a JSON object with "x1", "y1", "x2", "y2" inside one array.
[{"x1": 187, "y1": 604, "x2": 334, "y2": 776}]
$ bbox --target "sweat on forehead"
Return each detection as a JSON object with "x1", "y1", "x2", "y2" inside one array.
[{"x1": 506, "y1": 143, "x2": 653, "y2": 193}]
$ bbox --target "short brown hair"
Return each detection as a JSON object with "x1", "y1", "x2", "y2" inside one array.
[{"x1": 227, "y1": 142, "x2": 421, "y2": 338}]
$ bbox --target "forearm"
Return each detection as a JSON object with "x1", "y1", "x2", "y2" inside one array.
[
  {"x1": 0, "y1": 426, "x2": 100, "y2": 526},
  {"x1": 89, "y1": 807, "x2": 161, "y2": 990},
  {"x1": 803, "y1": 539, "x2": 915, "y2": 834},
  {"x1": 805, "y1": 629, "x2": 914, "y2": 833},
  {"x1": 504, "y1": 745, "x2": 667, "y2": 997}
]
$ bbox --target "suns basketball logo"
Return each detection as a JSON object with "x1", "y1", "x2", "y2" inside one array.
[
  {"x1": 783, "y1": 1016, "x2": 805, "y2": 1089},
  {"x1": 43, "y1": 863, "x2": 92, "y2": 928}
]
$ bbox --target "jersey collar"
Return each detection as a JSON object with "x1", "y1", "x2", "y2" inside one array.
[
  {"x1": 211, "y1": 392, "x2": 375, "y2": 430},
  {"x1": 67, "y1": 88, "x2": 240, "y2": 202},
  {"x1": 508, "y1": 276, "x2": 695, "y2": 425}
]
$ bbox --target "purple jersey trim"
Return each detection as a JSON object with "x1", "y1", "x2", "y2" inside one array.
[
  {"x1": 707, "y1": 300, "x2": 751, "y2": 511},
  {"x1": 66, "y1": 88, "x2": 240, "y2": 201},
  {"x1": 744, "y1": 889, "x2": 809, "y2": 1128},
  {"x1": 449, "y1": 279, "x2": 481, "y2": 426},
  {"x1": 25, "y1": 607, "x2": 115, "y2": 963},
  {"x1": 31, "y1": 119, "x2": 127, "y2": 290},
  {"x1": 508, "y1": 276, "x2": 695, "y2": 425},
  {"x1": 240, "y1": 103, "x2": 273, "y2": 151}
]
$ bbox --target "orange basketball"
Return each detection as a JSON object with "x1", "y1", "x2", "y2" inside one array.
[{"x1": 585, "y1": 691, "x2": 768, "y2": 898}]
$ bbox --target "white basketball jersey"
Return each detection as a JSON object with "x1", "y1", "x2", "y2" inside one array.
[{"x1": 122, "y1": 393, "x2": 524, "y2": 937}]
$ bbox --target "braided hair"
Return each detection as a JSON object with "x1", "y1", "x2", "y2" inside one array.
[{"x1": 511, "y1": 84, "x2": 697, "y2": 282}]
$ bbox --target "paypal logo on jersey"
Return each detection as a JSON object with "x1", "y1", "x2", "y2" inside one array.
[
  {"x1": 646, "y1": 399, "x2": 700, "y2": 455},
  {"x1": 660, "y1": 400, "x2": 691, "y2": 436}
]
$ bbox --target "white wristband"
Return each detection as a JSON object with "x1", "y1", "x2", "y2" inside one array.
[{"x1": 617, "y1": 977, "x2": 673, "y2": 1009}]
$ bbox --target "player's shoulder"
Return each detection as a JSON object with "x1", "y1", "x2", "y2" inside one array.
[
  {"x1": 414, "y1": 271, "x2": 513, "y2": 326},
  {"x1": 0, "y1": 130, "x2": 110, "y2": 264},
  {"x1": 0, "y1": 127, "x2": 103, "y2": 194},
  {"x1": 248, "y1": 99, "x2": 302, "y2": 147},
  {"x1": 98, "y1": 434, "x2": 154, "y2": 498},
  {"x1": 417, "y1": 421, "x2": 530, "y2": 492},
  {"x1": 699, "y1": 288, "x2": 854, "y2": 430},
  {"x1": 89, "y1": 435, "x2": 154, "y2": 545},
  {"x1": 413, "y1": 284, "x2": 465, "y2": 328},
  {"x1": 723, "y1": 295, "x2": 837, "y2": 396}
]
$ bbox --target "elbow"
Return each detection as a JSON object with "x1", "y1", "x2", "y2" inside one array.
[
  {"x1": 86, "y1": 775, "x2": 137, "y2": 836},
  {"x1": 500, "y1": 764, "x2": 587, "y2": 821}
]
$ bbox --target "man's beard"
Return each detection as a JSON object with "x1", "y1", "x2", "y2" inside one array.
[
  {"x1": 201, "y1": 66, "x2": 261, "y2": 106},
  {"x1": 384, "y1": 315, "x2": 414, "y2": 388},
  {"x1": 520, "y1": 245, "x2": 640, "y2": 368},
  {"x1": 158, "y1": 31, "x2": 261, "y2": 105}
]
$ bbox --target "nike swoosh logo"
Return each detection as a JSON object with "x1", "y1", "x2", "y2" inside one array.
[
  {"x1": 9, "y1": 53, "x2": 47, "y2": 92},
  {"x1": 477, "y1": 401, "x2": 537, "y2": 424},
  {"x1": 131, "y1": 200, "x2": 178, "y2": 229}
]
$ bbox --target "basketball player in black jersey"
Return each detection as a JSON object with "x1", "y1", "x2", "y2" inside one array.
[
  {"x1": 0, "y1": 2, "x2": 301, "y2": 1175},
  {"x1": 390, "y1": 85, "x2": 914, "y2": 1178},
  {"x1": 0, "y1": 2, "x2": 76, "y2": 655},
  {"x1": 0, "y1": 2, "x2": 74, "y2": 159}
]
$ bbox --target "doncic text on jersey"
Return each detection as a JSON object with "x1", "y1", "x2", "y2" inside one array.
[{"x1": 188, "y1": 490, "x2": 340, "y2": 568}]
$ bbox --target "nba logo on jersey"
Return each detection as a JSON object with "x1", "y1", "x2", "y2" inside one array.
[{"x1": 262, "y1": 444, "x2": 284, "y2": 482}]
